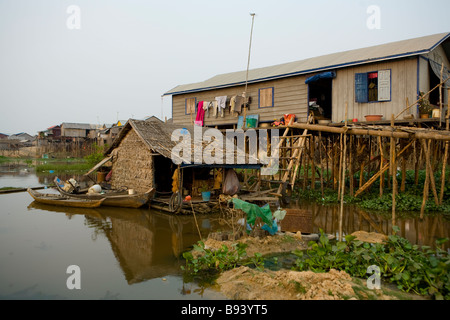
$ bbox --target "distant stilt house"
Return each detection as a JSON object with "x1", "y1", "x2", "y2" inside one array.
[{"x1": 164, "y1": 32, "x2": 450, "y2": 127}]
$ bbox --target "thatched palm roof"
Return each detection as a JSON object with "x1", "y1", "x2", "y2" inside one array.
[{"x1": 106, "y1": 118, "x2": 261, "y2": 167}]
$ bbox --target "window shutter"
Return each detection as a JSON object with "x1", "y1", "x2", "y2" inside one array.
[
  {"x1": 259, "y1": 88, "x2": 274, "y2": 108},
  {"x1": 377, "y1": 70, "x2": 391, "y2": 101},
  {"x1": 355, "y1": 73, "x2": 368, "y2": 103},
  {"x1": 186, "y1": 98, "x2": 196, "y2": 114}
]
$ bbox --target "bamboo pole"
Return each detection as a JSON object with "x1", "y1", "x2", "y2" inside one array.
[
  {"x1": 310, "y1": 135, "x2": 316, "y2": 190},
  {"x1": 319, "y1": 132, "x2": 325, "y2": 198},
  {"x1": 396, "y1": 74, "x2": 450, "y2": 120},
  {"x1": 440, "y1": 64, "x2": 444, "y2": 128},
  {"x1": 440, "y1": 88, "x2": 450, "y2": 205},
  {"x1": 379, "y1": 136, "x2": 384, "y2": 198},
  {"x1": 422, "y1": 139, "x2": 439, "y2": 206},
  {"x1": 391, "y1": 114, "x2": 397, "y2": 231},
  {"x1": 288, "y1": 123, "x2": 450, "y2": 141},
  {"x1": 349, "y1": 135, "x2": 354, "y2": 197},
  {"x1": 339, "y1": 103, "x2": 348, "y2": 241},
  {"x1": 354, "y1": 140, "x2": 414, "y2": 197},
  {"x1": 420, "y1": 141, "x2": 431, "y2": 220},
  {"x1": 338, "y1": 133, "x2": 343, "y2": 201}
]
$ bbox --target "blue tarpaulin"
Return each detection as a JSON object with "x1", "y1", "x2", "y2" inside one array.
[{"x1": 305, "y1": 71, "x2": 336, "y2": 84}]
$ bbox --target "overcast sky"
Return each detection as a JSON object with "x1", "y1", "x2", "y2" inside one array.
[{"x1": 1, "y1": 0, "x2": 449, "y2": 135}]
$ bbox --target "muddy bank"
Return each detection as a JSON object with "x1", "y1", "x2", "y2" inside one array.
[{"x1": 201, "y1": 233, "x2": 426, "y2": 300}]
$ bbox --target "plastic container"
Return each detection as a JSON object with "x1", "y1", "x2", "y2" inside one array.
[
  {"x1": 88, "y1": 185, "x2": 102, "y2": 194},
  {"x1": 201, "y1": 191, "x2": 211, "y2": 201}
]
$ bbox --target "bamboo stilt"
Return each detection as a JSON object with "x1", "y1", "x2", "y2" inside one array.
[
  {"x1": 379, "y1": 136, "x2": 384, "y2": 198},
  {"x1": 440, "y1": 88, "x2": 450, "y2": 205},
  {"x1": 420, "y1": 142, "x2": 430, "y2": 220},
  {"x1": 319, "y1": 132, "x2": 325, "y2": 198},
  {"x1": 310, "y1": 136, "x2": 316, "y2": 190},
  {"x1": 422, "y1": 139, "x2": 439, "y2": 206},
  {"x1": 391, "y1": 114, "x2": 397, "y2": 231},
  {"x1": 339, "y1": 102, "x2": 348, "y2": 242}
]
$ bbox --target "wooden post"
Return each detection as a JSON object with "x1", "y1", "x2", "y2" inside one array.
[
  {"x1": 440, "y1": 64, "x2": 444, "y2": 128},
  {"x1": 349, "y1": 136, "x2": 354, "y2": 197},
  {"x1": 339, "y1": 102, "x2": 348, "y2": 241},
  {"x1": 420, "y1": 140, "x2": 430, "y2": 219},
  {"x1": 440, "y1": 88, "x2": 450, "y2": 205},
  {"x1": 379, "y1": 136, "x2": 384, "y2": 198},
  {"x1": 391, "y1": 114, "x2": 397, "y2": 231},
  {"x1": 422, "y1": 139, "x2": 439, "y2": 206},
  {"x1": 319, "y1": 132, "x2": 325, "y2": 198},
  {"x1": 310, "y1": 135, "x2": 316, "y2": 190}
]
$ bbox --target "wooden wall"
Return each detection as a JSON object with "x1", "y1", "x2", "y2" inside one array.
[
  {"x1": 171, "y1": 57, "x2": 422, "y2": 126},
  {"x1": 332, "y1": 57, "x2": 418, "y2": 122},
  {"x1": 171, "y1": 75, "x2": 309, "y2": 127}
]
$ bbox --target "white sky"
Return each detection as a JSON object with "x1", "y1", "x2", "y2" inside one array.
[{"x1": 0, "y1": 0, "x2": 449, "y2": 135}]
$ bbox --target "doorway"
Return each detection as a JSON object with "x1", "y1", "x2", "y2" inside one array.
[{"x1": 308, "y1": 78, "x2": 333, "y2": 120}]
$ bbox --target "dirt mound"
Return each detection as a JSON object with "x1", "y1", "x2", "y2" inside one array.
[
  {"x1": 216, "y1": 267, "x2": 357, "y2": 300},
  {"x1": 204, "y1": 232, "x2": 307, "y2": 257}
]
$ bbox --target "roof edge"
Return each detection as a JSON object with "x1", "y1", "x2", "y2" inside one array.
[{"x1": 163, "y1": 32, "x2": 450, "y2": 96}]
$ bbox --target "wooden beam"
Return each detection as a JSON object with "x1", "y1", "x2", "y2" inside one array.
[{"x1": 288, "y1": 123, "x2": 450, "y2": 141}]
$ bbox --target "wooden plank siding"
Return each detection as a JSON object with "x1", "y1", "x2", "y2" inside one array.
[
  {"x1": 171, "y1": 75, "x2": 309, "y2": 127},
  {"x1": 332, "y1": 57, "x2": 418, "y2": 122},
  {"x1": 171, "y1": 57, "x2": 420, "y2": 126}
]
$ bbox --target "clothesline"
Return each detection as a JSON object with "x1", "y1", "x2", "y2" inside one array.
[{"x1": 194, "y1": 94, "x2": 250, "y2": 126}]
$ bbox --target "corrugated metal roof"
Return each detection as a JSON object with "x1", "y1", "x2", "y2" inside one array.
[
  {"x1": 164, "y1": 32, "x2": 450, "y2": 96},
  {"x1": 61, "y1": 123, "x2": 103, "y2": 130}
]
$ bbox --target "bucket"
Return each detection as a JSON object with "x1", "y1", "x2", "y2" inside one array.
[
  {"x1": 201, "y1": 191, "x2": 211, "y2": 201},
  {"x1": 97, "y1": 171, "x2": 106, "y2": 183}
]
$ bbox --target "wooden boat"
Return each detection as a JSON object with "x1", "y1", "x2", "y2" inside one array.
[
  {"x1": 27, "y1": 188, "x2": 105, "y2": 208},
  {"x1": 54, "y1": 177, "x2": 155, "y2": 208}
]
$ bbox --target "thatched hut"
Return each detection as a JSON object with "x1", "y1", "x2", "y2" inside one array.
[{"x1": 103, "y1": 118, "x2": 262, "y2": 212}]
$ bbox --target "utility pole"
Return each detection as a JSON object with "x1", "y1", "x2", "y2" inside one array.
[{"x1": 243, "y1": 13, "x2": 256, "y2": 128}]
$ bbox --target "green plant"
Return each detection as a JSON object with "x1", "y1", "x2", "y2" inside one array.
[
  {"x1": 84, "y1": 143, "x2": 105, "y2": 166},
  {"x1": 292, "y1": 228, "x2": 450, "y2": 300},
  {"x1": 199, "y1": 183, "x2": 209, "y2": 193},
  {"x1": 418, "y1": 92, "x2": 432, "y2": 115},
  {"x1": 181, "y1": 241, "x2": 248, "y2": 275}
]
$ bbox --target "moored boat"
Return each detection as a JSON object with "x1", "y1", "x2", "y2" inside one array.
[
  {"x1": 27, "y1": 188, "x2": 105, "y2": 208},
  {"x1": 54, "y1": 177, "x2": 155, "y2": 208}
]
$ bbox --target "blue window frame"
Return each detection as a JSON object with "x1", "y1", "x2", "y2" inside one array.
[{"x1": 355, "y1": 70, "x2": 391, "y2": 103}]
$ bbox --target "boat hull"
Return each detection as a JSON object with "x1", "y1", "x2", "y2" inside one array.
[
  {"x1": 27, "y1": 188, "x2": 105, "y2": 208},
  {"x1": 54, "y1": 178, "x2": 154, "y2": 208}
]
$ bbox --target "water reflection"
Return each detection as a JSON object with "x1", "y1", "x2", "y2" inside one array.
[
  {"x1": 291, "y1": 200, "x2": 450, "y2": 250},
  {"x1": 27, "y1": 202, "x2": 218, "y2": 285}
]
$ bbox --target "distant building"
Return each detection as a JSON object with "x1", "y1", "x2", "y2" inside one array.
[
  {"x1": 60, "y1": 123, "x2": 103, "y2": 139},
  {"x1": 0, "y1": 133, "x2": 8, "y2": 139},
  {"x1": 8, "y1": 132, "x2": 34, "y2": 141}
]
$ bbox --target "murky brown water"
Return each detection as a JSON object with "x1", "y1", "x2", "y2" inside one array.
[{"x1": 0, "y1": 168, "x2": 449, "y2": 299}]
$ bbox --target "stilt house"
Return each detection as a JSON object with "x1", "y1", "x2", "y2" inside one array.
[{"x1": 164, "y1": 32, "x2": 450, "y2": 127}]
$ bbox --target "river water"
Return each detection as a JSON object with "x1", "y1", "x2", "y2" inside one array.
[{"x1": 0, "y1": 163, "x2": 449, "y2": 300}]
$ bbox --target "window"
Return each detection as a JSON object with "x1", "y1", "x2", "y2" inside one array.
[
  {"x1": 355, "y1": 70, "x2": 391, "y2": 103},
  {"x1": 185, "y1": 98, "x2": 197, "y2": 115},
  {"x1": 259, "y1": 87, "x2": 274, "y2": 108}
]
